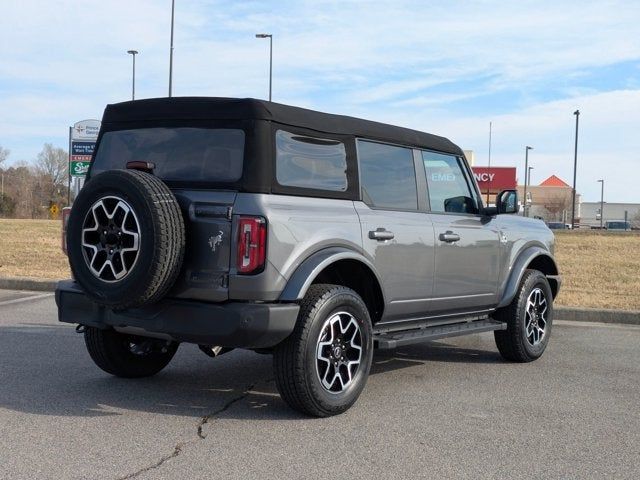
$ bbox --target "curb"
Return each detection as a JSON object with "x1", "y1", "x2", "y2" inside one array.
[
  {"x1": 555, "y1": 306, "x2": 640, "y2": 326},
  {"x1": 0, "y1": 277, "x2": 638, "y2": 326},
  {"x1": 0, "y1": 277, "x2": 58, "y2": 292}
]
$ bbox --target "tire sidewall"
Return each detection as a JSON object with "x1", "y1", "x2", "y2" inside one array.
[
  {"x1": 302, "y1": 290, "x2": 373, "y2": 413},
  {"x1": 67, "y1": 171, "x2": 164, "y2": 306},
  {"x1": 519, "y1": 272, "x2": 554, "y2": 358}
]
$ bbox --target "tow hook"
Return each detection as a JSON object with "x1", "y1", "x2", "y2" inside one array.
[{"x1": 75, "y1": 325, "x2": 86, "y2": 334}]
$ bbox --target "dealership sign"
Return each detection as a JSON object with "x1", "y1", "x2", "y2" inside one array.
[
  {"x1": 72, "y1": 120, "x2": 101, "y2": 141},
  {"x1": 471, "y1": 166, "x2": 517, "y2": 192},
  {"x1": 69, "y1": 120, "x2": 100, "y2": 177},
  {"x1": 71, "y1": 161, "x2": 91, "y2": 176}
]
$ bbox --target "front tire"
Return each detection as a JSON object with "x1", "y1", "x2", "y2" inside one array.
[
  {"x1": 84, "y1": 327, "x2": 179, "y2": 378},
  {"x1": 494, "y1": 269, "x2": 554, "y2": 362},
  {"x1": 273, "y1": 284, "x2": 373, "y2": 417}
]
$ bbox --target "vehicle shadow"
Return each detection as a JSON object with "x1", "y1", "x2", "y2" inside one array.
[{"x1": 0, "y1": 323, "x2": 502, "y2": 421}]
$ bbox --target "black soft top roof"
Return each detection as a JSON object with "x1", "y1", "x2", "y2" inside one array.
[{"x1": 102, "y1": 97, "x2": 463, "y2": 155}]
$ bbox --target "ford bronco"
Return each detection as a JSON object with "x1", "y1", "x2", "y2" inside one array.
[{"x1": 56, "y1": 97, "x2": 561, "y2": 417}]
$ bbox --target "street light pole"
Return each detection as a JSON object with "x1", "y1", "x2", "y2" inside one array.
[
  {"x1": 598, "y1": 179, "x2": 604, "y2": 229},
  {"x1": 169, "y1": 0, "x2": 175, "y2": 97},
  {"x1": 571, "y1": 110, "x2": 580, "y2": 228},
  {"x1": 255, "y1": 33, "x2": 273, "y2": 101},
  {"x1": 523, "y1": 146, "x2": 533, "y2": 217},
  {"x1": 486, "y1": 121, "x2": 492, "y2": 205},
  {"x1": 127, "y1": 50, "x2": 138, "y2": 100}
]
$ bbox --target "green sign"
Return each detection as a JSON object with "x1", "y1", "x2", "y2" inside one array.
[{"x1": 71, "y1": 161, "x2": 91, "y2": 177}]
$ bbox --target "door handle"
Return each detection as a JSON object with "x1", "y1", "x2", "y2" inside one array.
[
  {"x1": 369, "y1": 228, "x2": 395, "y2": 241},
  {"x1": 439, "y1": 231, "x2": 460, "y2": 243}
]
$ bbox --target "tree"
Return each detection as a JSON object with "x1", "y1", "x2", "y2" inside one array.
[
  {"x1": 544, "y1": 192, "x2": 572, "y2": 221},
  {"x1": 0, "y1": 145, "x2": 9, "y2": 166},
  {"x1": 35, "y1": 143, "x2": 68, "y2": 209},
  {"x1": 35, "y1": 143, "x2": 68, "y2": 189}
]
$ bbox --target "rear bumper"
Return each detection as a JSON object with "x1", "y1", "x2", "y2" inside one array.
[{"x1": 55, "y1": 280, "x2": 299, "y2": 348}]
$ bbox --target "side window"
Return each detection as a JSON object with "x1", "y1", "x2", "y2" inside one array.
[
  {"x1": 358, "y1": 140, "x2": 418, "y2": 210},
  {"x1": 275, "y1": 130, "x2": 347, "y2": 191},
  {"x1": 422, "y1": 151, "x2": 479, "y2": 214}
]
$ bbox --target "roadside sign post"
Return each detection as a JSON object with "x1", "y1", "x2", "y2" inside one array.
[{"x1": 69, "y1": 119, "x2": 101, "y2": 202}]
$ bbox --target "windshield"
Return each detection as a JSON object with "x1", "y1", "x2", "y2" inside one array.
[{"x1": 92, "y1": 128, "x2": 245, "y2": 183}]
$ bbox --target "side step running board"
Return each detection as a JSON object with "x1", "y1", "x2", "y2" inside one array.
[{"x1": 374, "y1": 319, "x2": 506, "y2": 349}]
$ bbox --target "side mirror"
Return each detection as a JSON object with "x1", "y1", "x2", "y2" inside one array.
[{"x1": 496, "y1": 189, "x2": 518, "y2": 214}]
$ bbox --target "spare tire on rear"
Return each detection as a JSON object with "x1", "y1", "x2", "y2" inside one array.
[{"x1": 66, "y1": 169, "x2": 185, "y2": 310}]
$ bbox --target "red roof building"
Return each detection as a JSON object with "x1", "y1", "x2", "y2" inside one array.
[{"x1": 539, "y1": 175, "x2": 571, "y2": 188}]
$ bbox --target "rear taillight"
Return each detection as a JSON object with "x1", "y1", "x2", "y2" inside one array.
[
  {"x1": 62, "y1": 207, "x2": 72, "y2": 255},
  {"x1": 236, "y1": 216, "x2": 267, "y2": 274}
]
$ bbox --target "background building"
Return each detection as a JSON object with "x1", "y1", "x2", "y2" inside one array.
[
  {"x1": 517, "y1": 175, "x2": 580, "y2": 223},
  {"x1": 580, "y1": 202, "x2": 640, "y2": 228}
]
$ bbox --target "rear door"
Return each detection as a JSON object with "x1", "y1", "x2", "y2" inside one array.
[
  {"x1": 91, "y1": 126, "x2": 246, "y2": 302},
  {"x1": 354, "y1": 140, "x2": 436, "y2": 322},
  {"x1": 421, "y1": 150, "x2": 500, "y2": 314}
]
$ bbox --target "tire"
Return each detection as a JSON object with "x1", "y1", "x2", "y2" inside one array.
[
  {"x1": 67, "y1": 169, "x2": 185, "y2": 309},
  {"x1": 84, "y1": 327, "x2": 179, "y2": 378},
  {"x1": 273, "y1": 284, "x2": 373, "y2": 417},
  {"x1": 494, "y1": 269, "x2": 554, "y2": 362}
]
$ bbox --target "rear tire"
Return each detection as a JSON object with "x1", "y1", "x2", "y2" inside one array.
[
  {"x1": 273, "y1": 284, "x2": 373, "y2": 417},
  {"x1": 84, "y1": 327, "x2": 178, "y2": 378},
  {"x1": 494, "y1": 269, "x2": 554, "y2": 362}
]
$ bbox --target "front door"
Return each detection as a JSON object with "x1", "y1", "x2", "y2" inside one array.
[{"x1": 421, "y1": 150, "x2": 501, "y2": 314}]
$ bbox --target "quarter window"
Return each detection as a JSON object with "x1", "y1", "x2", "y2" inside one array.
[
  {"x1": 422, "y1": 151, "x2": 478, "y2": 214},
  {"x1": 275, "y1": 130, "x2": 348, "y2": 191},
  {"x1": 358, "y1": 140, "x2": 418, "y2": 210}
]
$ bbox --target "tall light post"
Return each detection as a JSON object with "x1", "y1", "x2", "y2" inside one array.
[
  {"x1": 571, "y1": 110, "x2": 580, "y2": 228},
  {"x1": 527, "y1": 166, "x2": 534, "y2": 216},
  {"x1": 523, "y1": 146, "x2": 533, "y2": 217},
  {"x1": 127, "y1": 50, "x2": 138, "y2": 100},
  {"x1": 597, "y1": 179, "x2": 604, "y2": 229},
  {"x1": 255, "y1": 33, "x2": 273, "y2": 101},
  {"x1": 486, "y1": 121, "x2": 492, "y2": 204},
  {"x1": 168, "y1": 0, "x2": 175, "y2": 97}
]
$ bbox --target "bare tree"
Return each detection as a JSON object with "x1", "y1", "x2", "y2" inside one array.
[
  {"x1": 35, "y1": 143, "x2": 68, "y2": 189},
  {"x1": 544, "y1": 193, "x2": 572, "y2": 221},
  {"x1": 35, "y1": 143, "x2": 69, "y2": 212},
  {"x1": 0, "y1": 145, "x2": 9, "y2": 166}
]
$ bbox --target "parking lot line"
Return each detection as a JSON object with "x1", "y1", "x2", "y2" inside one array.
[{"x1": 0, "y1": 293, "x2": 54, "y2": 307}]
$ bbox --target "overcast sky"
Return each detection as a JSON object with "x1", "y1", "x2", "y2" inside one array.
[{"x1": 1, "y1": 0, "x2": 639, "y2": 202}]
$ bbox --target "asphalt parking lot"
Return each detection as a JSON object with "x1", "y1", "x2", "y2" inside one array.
[{"x1": 1, "y1": 291, "x2": 639, "y2": 480}]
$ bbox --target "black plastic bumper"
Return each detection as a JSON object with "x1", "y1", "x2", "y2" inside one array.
[{"x1": 55, "y1": 280, "x2": 300, "y2": 348}]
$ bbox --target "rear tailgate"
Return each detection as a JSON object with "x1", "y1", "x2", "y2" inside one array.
[{"x1": 170, "y1": 190, "x2": 236, "y2": 302}]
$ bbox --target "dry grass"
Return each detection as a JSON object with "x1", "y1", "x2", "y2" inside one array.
[
  {"x1": 0, "y1": 219, "x2": 70, "y2": 280},
  {"x1": 554, "y1": 230, "x2": 640, "y2": 311},
  {"x1": 0, "y1": 219, "x2": 638, "y2": 310}
]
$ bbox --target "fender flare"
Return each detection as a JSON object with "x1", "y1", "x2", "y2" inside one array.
[
  {"x1": 279, "y1": 247, "x2": 386, "y2": 304},
  {"x1": 497, "y1": 246, "x2": 560, "y2": 308}
]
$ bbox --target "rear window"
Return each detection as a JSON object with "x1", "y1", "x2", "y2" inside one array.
[
  {"x1": 92, "y1": 128, "x2": 245, "y2": 182},
  {"x1": 275, "y1": 130, "x2": 348, "y2": 191}
]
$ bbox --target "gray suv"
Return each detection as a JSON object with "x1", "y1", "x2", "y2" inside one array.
[{"x1": 57, "y1": 97, "x2": 561, "y2": 417}]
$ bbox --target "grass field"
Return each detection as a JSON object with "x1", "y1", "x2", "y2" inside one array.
[
  {"x1": 1, "y1": 219, "x2": 638, "y2": 310},
  {"x1": 0, "y1": 219, "x2": 70, "y2": 280}
]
